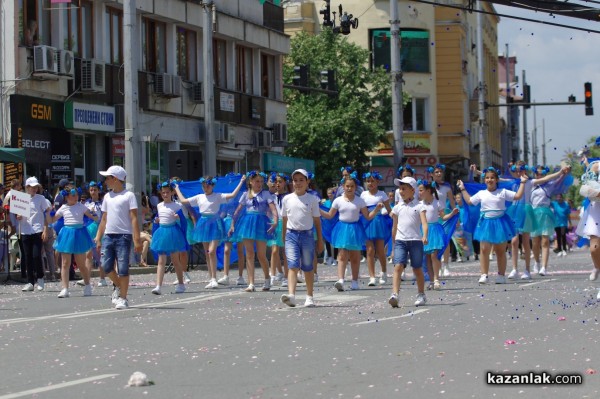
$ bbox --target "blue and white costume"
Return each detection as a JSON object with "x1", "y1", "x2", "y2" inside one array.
[
  {"x1": 470, "y1": 188, "x2": 518, "y2": 244},
  {"x1": 530, "y1": 184, "x2": 556, "y2": 237},
  {"x1": 54, "y1": 203, "x2": 95, "y2": 254},
  {"x1": 330, "y1": 196, "x2": 368, "y2": 250},
  {"x1": 188, "y1": 192, "x2": 228, "y2": 243},
  {"x1": 421, "y1": 199, "x2": 446, "y2": 254},
  {"x1": 150, "y1": 202, "x2": 187, "y2": 255},
  {"x1": 360, "y1": 190, "x2": 390, "y2": 241},
  {"x1": 235, "y1": 190, "x2": 275, "y2": 242},
  {"x1": 267, "y1": 192, "x2": 286, "y2": 247}
]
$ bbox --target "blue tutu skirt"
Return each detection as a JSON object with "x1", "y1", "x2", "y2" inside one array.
[
  {"x1": 186, "y1": 217, "x2": 201, "y2": 245},
  {"x1": 86, "y1": 221, "x2": 99, "y2": 240},
  {"x1": 150, "y1": 223, "x2": 188, "y2": 255},
  {"x1": 331, "y1": 221, "x2": 366, "y2": 251},
  {"x1": 424, "y1": 222, "x2": 446, "y2": 254},
  {"x1": 364, "y1": 214, "x2": 392, "y2": 241},
  {"x1": 193, "y1": 214, "x2": 225, "y2": 243},
  {"x1": 223, "y1": 216, "x2": 241, "y2": 243},
  {"x1": 235, "y1": 211, "x2": 273, "y2": 242},
  {"x1": 54, "y1": 224, "x2": 94, "y2": 254},
  {"x1": 506, "y1": 203, "x2": 535, "y2": 233},
  {"x1": 474, "y1": 213, "x2": 516, "y2": 244},
  {"x1": 530, "y1": 206, "x2": 555, "y2": 237},
  {"x1": 267, "y1": 219, "x2": 284, "y2": 247}
]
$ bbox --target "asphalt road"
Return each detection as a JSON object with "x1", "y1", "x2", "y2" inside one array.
[{"x1": 0, "y1": 248, "x2": 598, "y2": 399}]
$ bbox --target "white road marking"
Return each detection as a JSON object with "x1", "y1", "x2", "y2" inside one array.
[
  {"x1": 351, "y1": 308, "x2": 430, "y2": 325},
  {"x1": 0, "y1": 374, "x2": 118, "y2": 399},
  {"x1": 519, "y1": 278, "x2": 557, "y2": 288}
]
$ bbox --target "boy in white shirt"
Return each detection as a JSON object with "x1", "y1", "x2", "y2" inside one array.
[
  {"x1": 389, "y1": 177, "x2": 429, "y2": 308},
  {"x1": 280, "y1": 169, "x2": 324, "y2": 308},
  {"x1": 94, "y1": 166, "x2": 141, "y2": 310}
]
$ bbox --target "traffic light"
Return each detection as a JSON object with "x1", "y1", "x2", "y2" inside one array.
[
  {"x1": 523, "y1": 84, "x2": 531, "y2": 109},
  {"x1": 292, "y1": 64, "x2": 309, "y2": 88},
  {"x1": 585, "y1": 82, "x2": 593, "y2": 116},
  {"x1": 320, "y1": 69, "x2": 336, "y2": 92},
  {"x1": 320, "y1": 0, "x2": 333, "y2": 27}
]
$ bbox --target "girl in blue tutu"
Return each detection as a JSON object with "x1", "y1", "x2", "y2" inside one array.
[
  {"x1": 267, "y1": 173, "x2": 288, "y2": 287},
  {"x1": 360, "y1": 171, "x2": 392, "y2": 286},
  {"x1": 218, "y1": 206, "x2": 247, "y2": 286},
  {"x1": 230, "y1": 171, "x2": 277, "y2": 292},
  {"x1": 428, "y1": 164, "x2": 456, "y2": 277},
  {"x1": 53, "y1": 186, "x2": 98, "y2": 298},
  {"x1": 321, "y1": 174, "x2": 383, "y2": 291},
  {"x1": 175, "y1": 175, "x2": 246, "y2": 289},
  {"x1": 457, "y1": 168, "x2": 527, "y2": 285},
  {"x1": 530, "y1": 165, "x2": 571, "y2": 276},
  {"x1": 150, "y1": 181, "x2": 188, "y2": 295},
  {"x1": 418, "y1": 180, "x2": 458, "y2": 290},
  {"x1": 84, "y1": 181, "x2": 108, "y2": 286},
  {"x1": 171, "y1": 176, "x2": 193, "y2": 285}
]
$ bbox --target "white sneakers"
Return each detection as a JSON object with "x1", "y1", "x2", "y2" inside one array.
[
  {"x1": 350, "y1": 280, "x2": 359, "y2": 290},
  {"x1": 83, "y1": 284, "x2": 92, "y2": 297},
  {"x1": 244, "y1": 284, "x2": 255, "y2": 292},
  {"x1": 281, "y1": 294, "x2": 296, "y2": 307},
  {"x1": 57, "y1": 288, "x2": 70, "y2": 298},
  {"x1": 205, "y1": 279, "x2": 218, "y2": 289},
  {"x1": 262, "y1": 279, "x2": 271, "y2": 291},
  {"x1": 21, "y1": 283, "x2": 34, "y2": 292},
  {"x1": 590, "y1": 268, "x2": 600, "y2": 281},
  {"x1": 97, "y1": 279, "x2": 108, "y2": 287},
  {"x1": 304, "y1": 296, "x2": 315, "y2": 307},
  {"x1": 237, "y1": 276, "x2": 246, "y2": 286},
  {"x1": 538, "y1": 267, "x2": 547, "y2": 276},
  {"x1": 36, "y1": 278, "x2": 45, "y2": 291},
  {"x1": 520, "y1": 270, "x2": 532, "y2": 280},
  {"x1": 495, "y1": 275, "x2": 507, "y2": 284},
  {"x1": 334, "y1": 279, "x2": 344, "y2": 292},
  {"x1": 368, "y1": 277, "x2": 377, "y2": 286},
  {"x1": 388, "y1": 294, "x2": 399, "y2": 308},
  {"x1": 217, "y1": 275, "x2": 230, "y2": 285},
  {"x1": 175, "y1": 284, "x2": 186, "y2": 294},
  {"x1": 532, "y1": 262, "x2": 540, "y2": 274},
  {"x1": 379, "y1": 273, "x2": 388, "y2": 285},
  {"x1": 441, "y1": 264, "x2": 451, "y2": 277},
  {"x1": 111, "y1": 287, "x2": 121, "y2": 305},
  {"x1": 414, "y1": 293, "x2": 427, "y2": 307},
  {"x1": 478, "y1": 274, "x2": 488, "y2": 285},
  {"x1": 115, "y1": 297, "x2": 129, "y2": 310},
  {"x1": 507, "y1": 269, "x2": 518, "y2": 279},
  {"x1": 184, "y1": 272, "x2": 192, "y2": 284},
  {"x1": 152, "y1": 286, "x2": 162, "y2": 295}
]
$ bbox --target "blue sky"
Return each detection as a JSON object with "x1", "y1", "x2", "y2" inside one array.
[{"x1": 495, "y1": 4, "x2": 600, "y2": 166}]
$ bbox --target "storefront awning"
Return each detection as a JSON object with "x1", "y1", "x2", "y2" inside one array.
[{"x1": 0, "y1": 148, "x2": 25, "y2": 163}]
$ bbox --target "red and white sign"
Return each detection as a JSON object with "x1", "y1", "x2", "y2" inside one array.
[{"x1": 9, "y1": 190, "x2": 31, "y2": 218}]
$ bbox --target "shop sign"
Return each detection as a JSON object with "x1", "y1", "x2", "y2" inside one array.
[
  {"x1": 65, "y1": 102, "x2": 116, "y2": 132},
  {"x1": 10, "y1": 95, "x2": 63, "y2": 129},
  {"x1": 263, "y1": 153, "x2": 314, "y2": 174}
]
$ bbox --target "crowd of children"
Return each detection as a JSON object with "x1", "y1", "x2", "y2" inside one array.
[{"x1": 5, "y1": 156, "x2": 599, "y2": 310}]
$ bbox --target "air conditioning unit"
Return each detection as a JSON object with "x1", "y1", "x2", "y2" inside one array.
[
  {"x1": 272, "y1": 123, "x2": 287, "y2": 142},
  {"x1": 190, "y1": 82, "x2": 203, "y2": 103},
  {"x1": 255, "y1": 130, "x2": 272, "y2": 149},
  {"x1": 216, "y1": 122, "x2": 234, "y2": 144},
  {"x1": 57, "y1": 49, "x2": 74, "y2": 79},
  {"x1": 81, "y1": 59, "x2": 105, "y2": 92},
  {"x1": 154, "y1": 73, "x2": 182, "y2": 97},
  {"x1": 171, "y1": 75, "x2": 182, "y2": 98},
  {"x1": 33, "y1": 45, "x2": 58, "y2": 77}
]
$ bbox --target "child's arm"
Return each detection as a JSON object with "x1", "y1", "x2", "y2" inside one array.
[
  {"x1": 224, "y1": 175, "x2": 247, "y2": 200},
  {"x1": 130, "y1": 209, "x2": 142, "y2": 253},
  {"x1": 456, "y1": 180, "x2": 473, "y2": 205},
  {"x1": 314, "y1": 217, "x2": 324, "y2": 255},
  {"x1": 95, "y1": 213, "x2": 107, "y2": 249},
  {"x1": 391, "y1": 213, "x2": 398, "y2": 243},
  {"x1": 174, "y1": 185, "x2": 191, "y2": 205},
  {"x1": 441, "y1": 207, "x2": 459, "y2": 221},
  {"x1": 532, "y1": 166, "x2": 570, "y2": 185},
  {"x1": 84, "y1": 208, "x2": 98, "y2": 222},
  {"x1": 51, "y1": 207, "x2": 63, "y2": 223},
  {"x1": 267, "y1": 202, "x2": 278, "y2": 233},
  {"x1": 513, "y1": 175, "x2": 529, "y2": 200},
  {"x1": 383, "y1": 198, "x2": 392, "y2": 214},
  {"x1": 420, "y1": 210, "x2": 428, "y2": 245},
  {"x1": 320, "y1": 206, "x2": 338, "y2": 219},
  {"x1": 361, "y1": 203, "x2": 384, "y2": 221}
]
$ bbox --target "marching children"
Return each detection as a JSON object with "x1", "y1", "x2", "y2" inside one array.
[
  {"x1": 268, "y1": 173, "x2": 288, "y2": 286},
  {"x1": 53, "y1": 186, "x2": 98, "y2": 298},
  {"x1": 429, "y1": 164, "x2": 456, "y2": 277},
  {"x1": 280, "y1": 169, "x2": 324, "y2": 307}
]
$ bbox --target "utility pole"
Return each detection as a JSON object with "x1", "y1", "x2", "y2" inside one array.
[
  {"x1": 522, "y1": 70, "x2": 529, "y2": 164},
  {"x1": 203, "y1": 2, "x2": 217, "y2": 176},
  {"x1": 123, "y1": 0, "x2": 142, "y2": 207},
  {"x1": 542, "y1": 119, "x2": 548, "y2": 165},
  {"x1": 476, "y1": 1, "x2": 488, "y2": 167},
  {"x1": 532, "y1": 101, "x2": 537, "y2": 166},
  {"x1": 505, "y1": 44, "x2": 511, "y2": 163},
  {"x1": 390, "y1": 0, "x2": 404, "y2": 167}
]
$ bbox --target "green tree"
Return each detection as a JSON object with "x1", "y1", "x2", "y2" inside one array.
[{"x1": 284, "y1": 29, "x2": 401, "y2": 190}]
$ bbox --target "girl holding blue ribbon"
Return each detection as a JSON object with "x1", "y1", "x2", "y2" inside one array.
[
  {"x1": 428, "y1": 164, "x2": 456, "y2": 277},
  {"x1": 457, "y1": 168, "x2": 527, "y2": 285}
]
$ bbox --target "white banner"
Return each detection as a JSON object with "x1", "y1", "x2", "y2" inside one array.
[{"x1": 9, "y1": 190, "x2": 31, "y2": 218}]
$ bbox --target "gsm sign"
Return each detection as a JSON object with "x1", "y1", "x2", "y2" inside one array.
[{"x1": 31, "y1": 104, "x2": 52, "y2": 121}]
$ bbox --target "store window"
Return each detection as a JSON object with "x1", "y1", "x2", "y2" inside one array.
[
  {"x1": 142, "y1": 19, "x2": 167, "y2": 73},
  {"x1": 176, "y1": 27, "x2": 197, "y2": 81},
  {"x1": 261, "y1": 53, "x2": 276, "y2": 99},
  {"x1": 146, "y1": 142, "x2": 169, "y2": 192},
  {"x1": 236, "y1": 46, "x2": 253, "y2": 94},
  {"x1": 213, "y1": 38, "x2": 227, "y2": 88},
  {"x1": 403, "y1": 98, "x2": 427, "y2": 132},
  {"x1": 370, "y1": 29, "x2": 430, "y2": 73},
  {"x1": 18, "y1": 0, "x2": 52, "y2": 46},
  {"x1": 105, "y1": 7, "x2": 122, "y2": 64},
  {"x1": 61, "y1": 0, "x2": 93, "y2": 57}
]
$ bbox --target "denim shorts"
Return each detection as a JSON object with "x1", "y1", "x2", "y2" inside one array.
[
  {"x1": 284, "y1": 229, "x2": 315, "y2": 272},
  {"x1": 393, "y1": 240, "x2": 424, "y2": 268},
  {"x1": 101, "y1": 234, "x2": 133, "y2": 277}
]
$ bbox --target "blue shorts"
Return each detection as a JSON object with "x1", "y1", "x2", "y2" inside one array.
[
  {"x1": 284, "y1": 229, "x2": 315, "y2": 272},
  {"x1": 393, "y1": 240, "x2": 423, "y2": 268},
  {"x1": 101, "y1": 234, "x2": 132, "y2": 277}
]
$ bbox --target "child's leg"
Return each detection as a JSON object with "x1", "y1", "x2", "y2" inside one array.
[
  {"x1": 60, "y1": 253, "x2": 71, "y2": 289},
  {"x1": 74, "y1": 253, "x2": 89, "y2": 285},
  {"x1": 494, "y1": 243, "x2": 508, "y2": 276},
  {"x1": 479, "y1": 242, "x2": 492, "y2": 275},
  {"x1": 375, "y1": 239, "x2": 387, "y2": 275},
  {"x1": 425, "y1": 254, "x2": 433, "y2": 284},
  {"x1": 209, "y1": 240, "x2": 220, "y2": 279},
  {"x1": 270, "y1": 244, "x2": 280, "y2": 279},
  {"x1": 223, "y1": 242, "x2": 231, "y2": 276},
  {"x1": 590, "y1": 236, "x2": 600, "y2": 271},
  {"x1": 541, "y1": 235, "x2": 550, "y2": 268},
  {"x1": 392, "y1": 264, "x2": 405, "y2": 295},
  {"x1": 510, "y1": 235, "x2": 520, "y2": 271},
  {"x1": 432, "y1": 251, "x2": 441, "y2": 282},
  {"x1": 532, "y1": 236, "x2": 541, "y2": 263},
  {"x1": 155, "y1": 254, "x2": 167, "y2": 287},
  {"x1": 202, "y1": 242, "x2": 214, "y2": 279},
  {"x1": 237, "y1": 243, "x2": 245, "y2": 278},
  {"x1": 409, "y1": 241, "x2": 425, "y2": 293},
  {"x1": 366, "y1": 240, "x2": 376, "y2": 278},
  {"x1": 337, "y1": 249, "x2": 348, "y2": 280},
  {"x1": 349, "y1": 250, "x2": 360, "y2": 281},
  {"x1": 172, "y1": 251, "x2": 184, "y2": 284},
  {"x1": 244, "y1": 240, "x2": 256, "y2": 285},
  {"x1": 521, "y1": 233, "x2": 531, "y2": 271},
  {"x1": 255, "y1": 241, "x2": 270, "y2": 280}
]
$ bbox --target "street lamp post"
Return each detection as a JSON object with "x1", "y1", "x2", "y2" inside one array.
[{"x1": 541, "y1": 119, "x2": 550, "y2": 166}]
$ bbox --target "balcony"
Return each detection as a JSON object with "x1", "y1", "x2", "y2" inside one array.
[{"x1": 263, "y1": 1, "x2": 284, "y2": 33}]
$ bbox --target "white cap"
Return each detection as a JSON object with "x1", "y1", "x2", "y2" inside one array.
[
  {"x1": 394, "y1": 176, "x2": 417, "y2": 191},
  {"x1": 292, "y1": 169, "x2": 309, "y2": 179},
  {"x1": 25, "y1": 177, "x2": 41, "y2": 187},
  {"x1": 99, "y1": 165, "x2": 127, "y2": 181}
]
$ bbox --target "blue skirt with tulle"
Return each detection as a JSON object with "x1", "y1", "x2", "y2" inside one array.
[
  {"x1": 474, "y1": 213, "x2": 516, "y2": 244},
  {"x1": 193, "y1": 214, "x2": 225, "y2": 243},
  {"x1": 364, "y1": 214, "x2": 392, "y2": 241},
  {"x1": 267, "y1": 219, "x2": 284, "y2": 247},
  {"x1": 223, "y1": 216, "x2": 241, "y2": 243},
  {"x1": 530, "y1": 206, "x2": 555, "y2": 237},
  {"x1": 150, "y1": 223, "x2": 188, "y2": 255},
  {"x1": 424, "y1": 222, "x2": 446, "y2": 254},
  {"x1": 186, "y1": 216, "x2": 200, "y2": 245},
  {"x1": 235, "y1": 211, "x2": 273, "y2": 242},
  {"x1": 331, "y1": 221, "x2": 366, "y2": 251},
  {"x1": 506, "y1": 202, "x2": 535, "y2": 233},
  {"x1": 86, "y1": 221, "x2": 99, "y2": 240},
  {"x1": 54, "y1": 224, "x2": 94, "y2": 254}
]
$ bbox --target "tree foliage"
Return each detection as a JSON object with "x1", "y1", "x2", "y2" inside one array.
[{"x1": 283, "y1": 29, "x2": 393, "y2": 190}]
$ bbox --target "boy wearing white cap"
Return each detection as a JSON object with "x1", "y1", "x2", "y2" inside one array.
[
  {"x1": 280, "y1": 169, "x2": 323, "y2": 307},
  {"x1": 94, "y1": 165, "x2": 141, "y2": 310}
]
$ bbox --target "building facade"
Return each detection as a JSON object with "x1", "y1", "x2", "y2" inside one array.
[{"x1": 0, "y1": 0, "x2": 288, "y2": 190}]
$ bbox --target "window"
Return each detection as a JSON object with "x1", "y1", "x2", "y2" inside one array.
[
  {"x1": 261, "y1": 53, "x2": 276, "y2": 99},
  {"x1": 176, "y1": 27, "x2": 197, "y2": 81},
  {"x1": 142, "y1": 19, "x2": 167, "y2": 73},
  {"x1": 213, "y1": 39, "x2": 227, "y2": 88},
  {"x1": 236, "y1": 46, "x2": 253, "y2": 94},
  {"x1": 145, "y1": 142, "x2": 169, "y2": 191},
  {"x1": 105, "y1": 7, "x2": 122, "y2": 64},
  {"x1": 61, "y1": 0, "x2": 93, "y2": 57},
  {"x1": 403, "y1": 98, "x2": 427, "y2": 132},
  {"x1": 370, "y1": 29, "x2": 430, "y2": 73},
  {"x1": 19, "y1": 0, "x2": 51, "y2": 46}
]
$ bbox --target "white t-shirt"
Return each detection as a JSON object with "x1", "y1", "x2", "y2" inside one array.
[
  {"x1": 56, "y1": 202, "x2": 88, "y2": 226},
  {"x1": 281, "y1": 192, "x2": 320, "y2": 231},
  {"x1": 530, "y1": 185, "x2": 551, "y2": 208},
  {"x1": 391, "y1": 198, "x2": 425, "y2": 241},
  {"x1": 436, "y1": 182, "x2": 453, "y2": 208},
  {"x1": 332, "y1": 196, "x2": 367, "y2": 223},
  {"x1": 85, "y1": 199, "x2": 103, "y2": 219},
  {"x1": 19, "y1": 194, "x2": 51, "y2": 235},
  {"x1": 188, "y1": 193, "x2": 227, "y2": 214},
  {"x1": 360, "y1": 190, "x2": 387, "y2": 208},
  {"x1": 420, "y1": 199, "x2": 441, "y2": 223},
  {"x1": 157, "y1": 201, "x2": 182, "y2": 224},
  {"x1": 101, "y1": 190, "x2": 138, "y2": 234},
  {"x1": 469, "y1": 188, "x2": 516, "y2": 218},
  {"x1": 272, "y1": 193, "x2": 287, "y2": 217}
]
